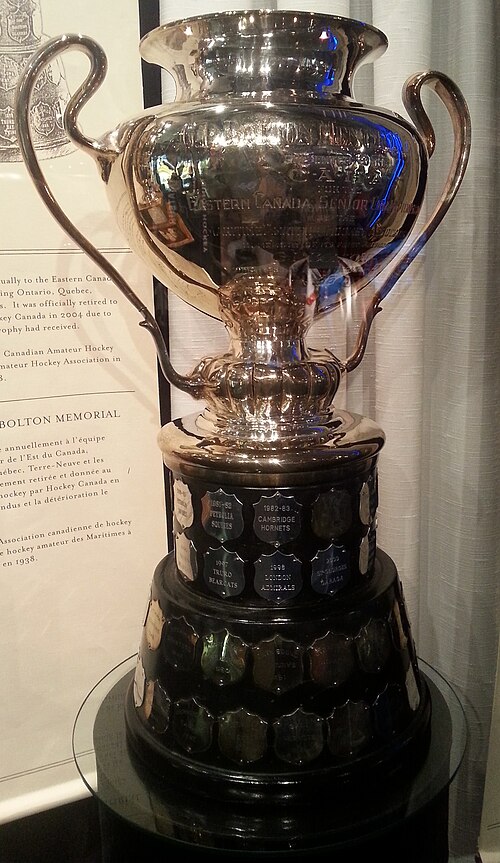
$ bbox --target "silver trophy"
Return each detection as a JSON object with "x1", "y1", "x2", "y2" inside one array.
[{"x1": 15, "y1": 11, "x2": 471, "y2": 799}]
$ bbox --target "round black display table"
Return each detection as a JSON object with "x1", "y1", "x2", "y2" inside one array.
[{"x1": 72, "y1": 656, "x2": 467, "y2": 863}]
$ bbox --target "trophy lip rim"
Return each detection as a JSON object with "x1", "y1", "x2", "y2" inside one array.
[{"x1": 139, "y1": 10, "x2": 388, "y2": 56}]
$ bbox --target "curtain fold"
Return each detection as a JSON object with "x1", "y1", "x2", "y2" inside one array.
[
  {"x1": 157, "y1": 2, "x2": 499, "y2": 855},
  {"x1": 420, "y1": 1, "x2": 500, "y2": 855}
]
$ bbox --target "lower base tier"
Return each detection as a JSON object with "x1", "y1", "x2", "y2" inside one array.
[
  {"x1": 74, "y1": 658, "x2": 466, "y2": 858},
  {"x1": 125, "y1": 548, "x2": 431, "y2": 802}
]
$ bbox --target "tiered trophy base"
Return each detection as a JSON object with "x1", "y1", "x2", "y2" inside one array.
[
  {"x1": 72, "y1": 657, "x2": 466, "y2": 861},
  {"x1": 124, "y1": 548, "x2": 431, "y2": 803}
]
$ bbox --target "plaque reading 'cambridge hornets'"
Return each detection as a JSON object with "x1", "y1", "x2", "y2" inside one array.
[
  {"x1": 311, "y1": 544, "x2": 350, "y2": 595},
  {"x1": 218, "y1": 708, "x2": 268, "y2": 763},
  {"x1": 252, "y1": 635, "x2": 304, "y2": 694},
  {"x1": 273, "y1": 708, "x2": 324, "y2": 765},
  {"x1": 253, "y1": 492, "x2": 302, "y2": 545},
  {"x1": 254, "y1": 551, "x2": 302, "y2": 603},
  {"x1": 201, "y1": 489, "x2": 244, "y2": 542},
  {"x1": 204, "y1": 547, "x2": 245, "y2": 598},
  {"x1": 311, "y1": 489, "x2": 352, "y2": 540}
]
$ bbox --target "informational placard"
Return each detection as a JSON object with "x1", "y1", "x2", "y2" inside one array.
[{"x1": 0, "y1": 0, "x2": 168, "y2": 821}]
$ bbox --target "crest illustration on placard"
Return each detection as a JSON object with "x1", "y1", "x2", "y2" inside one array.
[{"x1": 0, "y1": 0, "x2": 72, "y2": 161}]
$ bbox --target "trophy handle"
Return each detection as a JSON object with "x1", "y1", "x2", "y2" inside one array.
[
  {"x1": 15, "y1": 34, "x2": 203, "y2": 395},
  {"x1": 345, "y1": 70, "x2": 471, "y2": 373}
]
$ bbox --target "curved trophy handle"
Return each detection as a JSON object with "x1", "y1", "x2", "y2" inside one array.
[
  {"x1": 345, "y1": 70, "x2": 472, "y2": 373},
  {"x1": 15, "y1": 34, "x2": 203, "y2": 395}
]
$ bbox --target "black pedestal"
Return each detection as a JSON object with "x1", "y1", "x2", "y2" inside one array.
[{"x1": 72, "y1": 657, "x2": 466, "y2": 863}]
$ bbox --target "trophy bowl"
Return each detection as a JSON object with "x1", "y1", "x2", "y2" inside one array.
[{"x1": 15, "y1": 10, "x2": 471, "y2": 803}]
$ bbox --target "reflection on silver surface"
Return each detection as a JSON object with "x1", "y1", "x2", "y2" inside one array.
[
  {"x1": 16, "y1": 12, "x2": 471, "y2": 444},
  {"x1": 200, "y1": 629, "x2": 248, "y2": 686}
]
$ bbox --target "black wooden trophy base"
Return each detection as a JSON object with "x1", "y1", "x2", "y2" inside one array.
[
  {"x1": 125, "y1": 549, "x2": 431, "y2": 803},
  {"x1": 72, "y1": 657, "x2": 466, "y2": 863}
]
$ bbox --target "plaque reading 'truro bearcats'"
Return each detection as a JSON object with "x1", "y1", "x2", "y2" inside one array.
[
  {"x1": 204, "y1": 547, "x2": 245, "y2": 598},
  {"x1": 173, "y1": 477, "x2": 194, "y2": 529},
  {"x1": 253, "y1": 492, "x2": 302, "y2": 545},
  {"x1": 311, "y1": 543, "x2": 350, "y2": 595},
  {"x1": 254, "y1": 551, "x2": 303, "y2": 603},
  {"x1": 201, "y1": 489, "x2": 244, "y2": 542}
]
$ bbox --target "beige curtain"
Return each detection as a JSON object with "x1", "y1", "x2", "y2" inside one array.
[{"x1": 160, "y1": 1, "x2": 500, "y2": 856}]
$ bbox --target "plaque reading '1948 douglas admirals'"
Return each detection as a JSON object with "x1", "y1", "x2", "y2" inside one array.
[{"x1": 253, "y1": 493, "x2": 302, "y2": 546}]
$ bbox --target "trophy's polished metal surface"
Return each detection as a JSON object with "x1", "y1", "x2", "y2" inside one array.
[{"x1": 15, "y1": 11, "x2": 471, "y2": 801}]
